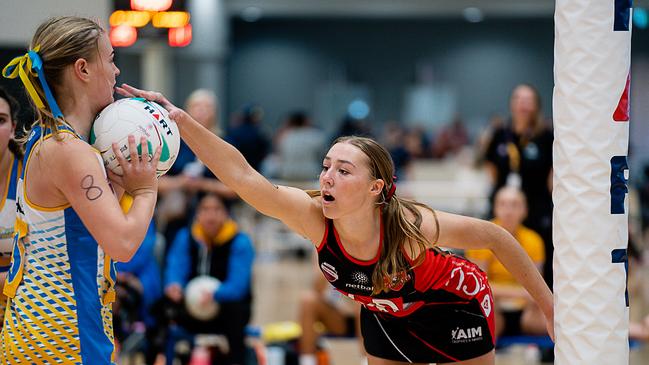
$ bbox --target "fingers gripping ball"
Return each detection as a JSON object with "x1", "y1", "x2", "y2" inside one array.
[
  {"x1": 90, "y1": 98, "x2": 180, "y2": 177},
  {"x1": 185, "y1": 275, "x2": 221, "y2": 321}
]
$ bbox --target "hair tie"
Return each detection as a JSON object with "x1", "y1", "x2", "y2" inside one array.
[
  {"x1": 2, "y1": 46, "x2": 63, "y2": 119},
  {"x1": 386, "y1": 175, "x2": 397, "y2": 202}
]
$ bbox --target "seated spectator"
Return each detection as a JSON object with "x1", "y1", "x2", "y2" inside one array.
[
  {"x1": 162, "y1": 193, "x2": 255, "y2": 365},
  {"x1": 630, "y1": 316, "x2": 649, "y2": 342},
  {"x1": 156, "y1": 89, "x2": 236, "y2": 247},
  {"x1": 298, "y1": 259, "x2": 361, "y2": 365},
  {"x1": 465, "y1": 186, "x2": 547, "y2": 339}
]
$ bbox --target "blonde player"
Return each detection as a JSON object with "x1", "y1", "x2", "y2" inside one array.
[{"x1": 1, "y1": 17, "x2": 160, "y2": 364}]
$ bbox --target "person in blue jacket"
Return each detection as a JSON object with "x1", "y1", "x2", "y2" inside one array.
[
  {"x1": 115, "y1": 221, "x2": 162, "y2": 326},
  {"x1": 163, "y1": 192, "x2": 255, "y2": 365},
  {"x1": 114, "y1": 220, "x2": 162, "y2": 364}
]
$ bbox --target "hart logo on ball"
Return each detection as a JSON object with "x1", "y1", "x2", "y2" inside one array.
[{"x1": 91, "y1": 98, "x2": 180, "y2": 177}]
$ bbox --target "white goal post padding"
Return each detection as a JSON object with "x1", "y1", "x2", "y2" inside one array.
[{"x1": 553, "y1": 0, "x2": 631, "y2": 363}]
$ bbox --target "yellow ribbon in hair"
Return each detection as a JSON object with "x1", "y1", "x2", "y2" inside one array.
[{"x1": 2, "y1": 46, "x2": 46, "y2": 111}]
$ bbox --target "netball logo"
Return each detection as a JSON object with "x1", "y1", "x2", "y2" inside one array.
[
  {"x1": 320, "y1": 262, "x2": 338, "y2": 282},
  {"x1": 352, "y1": 271, "x2": 369, "y2": 285},
  {"x1": 346, "y1": 271, "x2": 373, "y2": 291}
]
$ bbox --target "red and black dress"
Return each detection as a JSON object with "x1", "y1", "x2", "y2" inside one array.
[{"x1": 317, "y1": 218, "x2": 495, "y2": 363}]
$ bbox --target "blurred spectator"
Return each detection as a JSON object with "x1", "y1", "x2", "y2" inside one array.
[
  {"x1": 114, "y1": 222, "x2": 162, "y2": 363},
  {"x1": 114, "y1": 222, "x2": 161, "y2": 322},
  {"x1": 465, "y1": 186, "x2": 547, "y2": 339},
  {"x1": 403, "y1": 125, "x2": 432, "y2": 159},
  {"x1": 432, "y1": 115, "x2": 469, "y2": 159},
  {"x1": 226, "y1": 104, "x2": 270, "y2": 172},
  {"x1": 332, "y1": 115, "x2": 373, "y2": 142},
  {"x1": 161, "y1": 193, "x2": 255, "y2": 365},
  {"x1": 380, "y1": 122, "x2": 411, "y2": 181},
  {"x1": 275, "y1": 111, "x2": 327, "y2": 182},
  {"x1": 639, "y1": 164, "x2": 649, "y2": 232},
  {"x1": 484, "y1": 83, "x2": 554, "y2": 287},
  {"x1": 156, "y1": 89, "x2": 236, "y2": 248},
  {"x1": 475, "y1": 114, "x2": 505, "y2": 167},
  {"x1": 113, "y1": 194, "x2": 163, "y2": 364},
  {"x1": 628, "y1": 235, "x2": 649, "y2": 342},
  {"x1": 631, "y1": 316, "x2": 649, "y2": 342},
  {"x1": 0, "y1": 87, "x2": 22, "y2": 331},
  {"x1": 186, "y1": 89, "x2": 221, "y2": 135},
  {"x1": 163, "y1": 89, "x2": 219, "y2": 179},
  {"x1": 298, "y1": 262, "x2": 361, "y2": 365}
]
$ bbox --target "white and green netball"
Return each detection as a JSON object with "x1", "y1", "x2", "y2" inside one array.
[{"x1": 91, "y1": 98, "x2": 180, "y2": 177}]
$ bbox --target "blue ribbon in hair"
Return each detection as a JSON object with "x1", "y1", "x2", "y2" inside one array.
[{"x1": 27, "y1": 50, "x2": 63, "y2": 119}]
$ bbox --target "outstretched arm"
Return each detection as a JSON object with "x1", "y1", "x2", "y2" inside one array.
[{"x1": 116, "y1": 84, "x2": 325, "y2": 243}]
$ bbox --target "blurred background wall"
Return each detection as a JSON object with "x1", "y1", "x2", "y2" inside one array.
[{"x1": 1, "y1": 0, "x2": 648, "y2": 170}]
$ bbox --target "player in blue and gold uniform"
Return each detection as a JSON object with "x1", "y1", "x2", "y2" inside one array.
[
  {"x1": 1, "y1": 17, "x2": 160, "y2": 364},
  {"x1": 0, "y1": 88, "x2": 23, "y2": 329}
]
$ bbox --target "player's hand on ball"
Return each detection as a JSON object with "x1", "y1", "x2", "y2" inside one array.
[
  {"x1": 108, "y1": 135, "x2": 161, "y2": 196},
  {"x1": 116, "y1": 83, "x2": 190, "y2": 125}
]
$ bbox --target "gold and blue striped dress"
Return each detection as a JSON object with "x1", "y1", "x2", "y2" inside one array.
[{"x1": 1, "y1": 125, "x2": 117, "y2": 364}]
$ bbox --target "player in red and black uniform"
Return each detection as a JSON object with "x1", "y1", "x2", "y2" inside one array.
[
  {"x1": 317, "y1": 216, "x2": 495, "y2": 363},
  {"x1": 117, "y1": 84, "x2": 554, "y2": 365}
]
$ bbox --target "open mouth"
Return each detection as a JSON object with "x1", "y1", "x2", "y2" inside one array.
[{"x1": 322, "y1": 192, "x2": 335, "y2": 202}]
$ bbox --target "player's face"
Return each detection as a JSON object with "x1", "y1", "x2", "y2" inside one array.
[
  {"x1": 319, "y1": 142, "x2": 377, "y2": 219},
  {"x1": 196, "y1": 195, "x2": 228, "y2": 237},
  {"x1": 88, "y1": 33, "x2": 120, "y2": 113},
  {"x1": 0, "y1": 98, "x2": 16, "y2": 154}
]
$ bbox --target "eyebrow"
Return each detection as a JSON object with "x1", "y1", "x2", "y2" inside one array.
[
  {"x1": 323, "y1": 156, "x2": 357, "y2": 168},
  {"x1": 0, "y1": 112, "x2": 8, "y2": 118}
]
